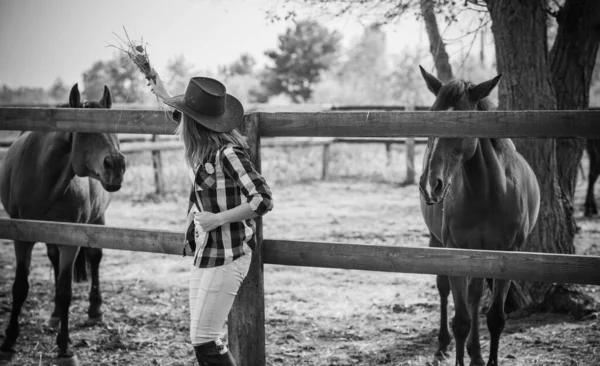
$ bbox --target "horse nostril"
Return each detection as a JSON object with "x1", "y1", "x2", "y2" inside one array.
[
  {"x1": 432, "y1": 178, "x2": 444, "y2": 196},
  {"x1": 104, "y1": 157, "x2": 113, "y2": 170}
]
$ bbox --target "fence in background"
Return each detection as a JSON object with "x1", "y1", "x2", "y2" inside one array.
[{"x1": 1, "y1": 106, "x2": 600, "y2": 365}]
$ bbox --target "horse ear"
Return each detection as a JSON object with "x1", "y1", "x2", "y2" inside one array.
[
  {"x1": 69, "y1": 84, "x2": 81, "y2": 108},
  {"x1": 419, "y1": 65, "x2": 443, "y2": 96},
  {"x1": 469, "y1": 74, "x2": 502, "y2": 101},
  {"x1": 100, "y1": 86, "x2": 112, "y2": 109}
]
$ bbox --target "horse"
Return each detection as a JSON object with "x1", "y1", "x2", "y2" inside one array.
[
  {"x1": 417, "y1": 66, "x2": 540, "y2": 366},
  {"x1": 0, "y1": 84, "x2": 126, "y2": 365},
  {"x1": 584, "y1": 138, "x2": 600, "y2": 216}
]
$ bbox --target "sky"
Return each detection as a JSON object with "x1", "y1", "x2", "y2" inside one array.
[{"x1": 0, "y1": 0, "x2": 492, "y2": 90}]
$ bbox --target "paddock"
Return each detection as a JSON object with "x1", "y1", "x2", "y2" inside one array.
[{"x1": 1, "y1": 107, "x2": 599, "y2": 365}]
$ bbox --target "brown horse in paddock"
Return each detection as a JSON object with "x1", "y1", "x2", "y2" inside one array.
[
  {"x1": 584, "y1": 139, "x2": 600, "y2": 216},
  {"x1": 0, "y1": 84, "x2": 125, "y2": 365},
  {"x1": 417, "y1": 66, "x2": 540, "y2": 366}
]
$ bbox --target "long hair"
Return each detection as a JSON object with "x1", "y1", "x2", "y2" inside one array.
[{"x1": 176, "y1": 114, "x2": 248, "y2": 170}]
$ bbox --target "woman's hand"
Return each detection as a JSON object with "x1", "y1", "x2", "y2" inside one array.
[
  {"x1": 194, "y1": 212, "x2": 224, "y2": 232},
  {"x1": 148, "y1": 70, "x2": 172, "y2": 100}
]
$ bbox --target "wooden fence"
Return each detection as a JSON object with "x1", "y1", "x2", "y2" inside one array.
[
  {"x1": 1, "y1": 107, "x2": 600, "y2": 366},
  {"x1": 0, "y1": 105, "x2": 430, "y2": 191}
]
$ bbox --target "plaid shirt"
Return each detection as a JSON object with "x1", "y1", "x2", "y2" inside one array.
[{"x1": 184, "y1": 144, "x2": 273, "y2": 268}]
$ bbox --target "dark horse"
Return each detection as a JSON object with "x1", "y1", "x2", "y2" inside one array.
[
  {"x1": 418, "y1": 66, "x2": 540, "y2": 366},
  {"x1": 0, "y1": 84, "x2": 125, "y2": 365},
  {"x1": 584, "y1": 139, "x2": 600, "y2": 216}
]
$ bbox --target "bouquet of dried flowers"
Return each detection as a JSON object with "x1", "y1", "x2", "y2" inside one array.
[{"x1": 110, "y1": 27, "x2": 157, "y2": 83}]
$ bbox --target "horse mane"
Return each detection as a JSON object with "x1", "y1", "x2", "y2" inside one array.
[
  {"x1": 476, "y1": 96, "x2": 517, "y2": 152},
  {"x1": 476, "y1": 97, "x2": 495, "y2": 111},
  {"x1": 437, "y1": 80, "x2": 468, "y2": 108}
]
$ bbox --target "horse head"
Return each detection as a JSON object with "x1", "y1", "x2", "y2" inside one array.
[
  {"x1": 418, "y1": 66, "x2": 502, "y2": 205},
  {"x1": 65, "y1": 84, "x2": 126, "y2": 192}
]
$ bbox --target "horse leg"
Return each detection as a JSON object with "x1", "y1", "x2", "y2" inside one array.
[
  {"x1": 430, "y1": 236, "x2": 452, "y2": 359},
  {"x1": 486, "y1": 279, "x2": 511, "y2": 366},
  {"x1": 449, "y1": 276, "x2": 470, "y2": 366},
  {"x1": 584, "y1": 164, "x2": 599, "y2": 216},
  {"x1": 466, "y1": 278, "x2": 485, "y2": 366},
  {"x1": 86, "y1": 248, "x2": 103, "y2": 322},
  {"x1": 435, "y1": 275, "x2": 452, "y2": 358},
  {"x1": 86, "y1": 216, "x2": 104, "y2": 323},
  {"x1": 54, "y1": 244, "x2": 80, "y2": 365},
  {"x1": 46, "y1": 243, "x2": 61, "y2": 327},
  {"x1": 0, "y1": 241, "x2": 35, "y2": 358}
]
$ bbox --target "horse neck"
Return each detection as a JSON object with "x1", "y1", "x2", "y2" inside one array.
[
  {"x1": 460, "y1": 138, "x2": 509, "y2": 199},
  {"x1": 38, "y1": 132, "x2": 76, "y2": 207}
]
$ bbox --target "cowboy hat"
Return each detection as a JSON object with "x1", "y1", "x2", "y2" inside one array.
[{"x1": 163, "y1": 77, "x2": 244, "y2": 133}]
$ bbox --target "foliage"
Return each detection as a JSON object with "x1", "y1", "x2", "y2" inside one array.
[
  {"x1": 310, "y1": 24, "x2": 390, "y2": 105},
  {"x1": 219, "y1": 53, "x2": 257, "y2": 78},
  {"x1": 253, "y1": 19, "x2": 342, "y2": 103},
  {"x1": 0, "y1": 85, "x2": 49, "y2": 105},
  {"x1": 164, "y1": 54, "x2": 197, "y2": 97},
  {"x1": 48, "y1": 78, "x2": 69, "y2": 103},
  {"x1": 82, "y1": 53, "x2": 147, "y2": 103}
]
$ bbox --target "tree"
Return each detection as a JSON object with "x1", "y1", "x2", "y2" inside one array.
[
  {"x1": 484, "y1": 0, "x2": 600, "y2": 317},
  {"x1": 255, "y1": 19, "x2": 341, "y2": 103},
  {"x1": 219, "y1": 53, "x2": 257, "y2": 78},
  {"x1": 420, "y1": 0, "x2": 453, "y2": 82},
  {"x1": 0, "y1": 85, "x2": 48, "y2": 105},
  {"x1": 337, "y1": 23, "x2": 390, "y2": 104},
  {"x1": 164, "y1": 54, "x2": 197, "y2": 97},
  {"x1": 82, "y1": 54, "x2": 146, "y2": 103},
  {"x1": 48, "y1": 78, "x2": 69, "y2": 103},
  {"x1": 550, "y1": 0, "x2": 600, "y2": 230}
]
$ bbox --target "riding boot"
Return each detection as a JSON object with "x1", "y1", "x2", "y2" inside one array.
[{"x1": 193, "y1": 340, "x2": 237, "y2": 366}]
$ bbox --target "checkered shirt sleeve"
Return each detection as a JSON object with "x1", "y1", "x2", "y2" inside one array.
[{"x1": 221, "y1": 146, "x2": 274, "y2": 215}]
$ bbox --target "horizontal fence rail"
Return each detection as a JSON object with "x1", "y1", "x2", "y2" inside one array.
[
  {"x1": 257, "y1": 110, "x2": 600, "y2": 138},
  {"x1": 2, "y1": 108, "x2": 600, "y2": 138},
  {"x1": 0, "y1": 219, "x2": 598, "y2": 285}
]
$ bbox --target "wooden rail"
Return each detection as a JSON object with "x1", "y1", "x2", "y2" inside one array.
[
  {"x1": 0, "y1": 219, "x2": 598, "y2": 285},
  {"x1": 2, "y1": 108, "x2": 600, "y2": 137},
  {"x1": 257, "y1": 110, "x2": 600, "y2": 138}
]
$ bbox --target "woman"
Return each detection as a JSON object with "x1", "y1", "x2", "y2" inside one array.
[{"x1": 150, "y1": 75, "x2": 274, "y2": 366}]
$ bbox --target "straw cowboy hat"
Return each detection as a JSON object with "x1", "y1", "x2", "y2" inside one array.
[{"x1": 164, "y1": 77, "x2": 244, "y2": 133}]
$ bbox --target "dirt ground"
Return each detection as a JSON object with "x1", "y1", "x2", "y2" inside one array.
[{"x1": 1, "y1": 154, "x2": 600, "y2": 365}]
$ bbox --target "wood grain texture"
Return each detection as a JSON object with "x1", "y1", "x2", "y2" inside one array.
[
  {"x1": 263, "y1": 240, "x2": 600, "y2": 285},
  {"x1": 227, "y1": 114, "x2": 266, "y2": 366},
  {"x1": 2, "y1": 108, "x2": 600, "y2": 138},
  {"x1": 1, "y1": 219, "x2": 598, "y2": 286},
  {"x1": 257, "y1": 110, "x2": 600, "y2": 138},
  {"x1": 0, "y1": 218, "x2": 183, "y2": 255},
  {"x1": 120, "y1": 141, "x2": 183, "y2": 153},
  {"x1": 0, "y1": 107, "x2": 177, "y2": 135}
]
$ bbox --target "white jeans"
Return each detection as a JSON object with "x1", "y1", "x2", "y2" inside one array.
[{"x1": 188, "y1": 252, "x2": 252, "y2": 345}]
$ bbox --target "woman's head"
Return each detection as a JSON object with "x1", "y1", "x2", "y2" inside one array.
[
  {"x1": 163, "y1": 76, "x2": 247, "y2": 168},
  {"x1": 176, "y1": 113, "x2": 248, "y2": 169}
]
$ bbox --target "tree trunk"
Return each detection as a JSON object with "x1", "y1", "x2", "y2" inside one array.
[
  {"x1": 548, "y1": 0, "x2": 600, "y2": 317},
  {"x1": 486, "y1": 0, "x2": 599, "y2": 318},
  {"x1": 420, "y1": 0, "x2": 453, "y2": 82},
  {"x1": 550, "y1": 0, "x2": 600, "y2": 219}
]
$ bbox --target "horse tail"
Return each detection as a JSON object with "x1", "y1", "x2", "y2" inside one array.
[{"x1": 73, "y1": 247, "x2": 88, "y2": 283}]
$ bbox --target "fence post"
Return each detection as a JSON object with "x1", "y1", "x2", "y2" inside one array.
[
  {"x1": 404, "y1": 106, "x2": 416, "y2": 185},
  {"x1": 385, "y1": 142, "x2": 392, "y2": 167},
  {"x1": 322, "y1": 142, "x2": 331, "y2": 180},
  {"x1": 150, "y1": 135, "x2": 165, "y2": 195},
  {"x1": 228, "y1": 114, "x2": 265, "y2": 366},
  {"x1": 405, "y1": 138, "x2": 415, "y2": 184}
]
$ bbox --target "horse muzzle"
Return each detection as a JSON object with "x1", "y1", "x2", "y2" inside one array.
[{"x1": 419, "y1": 176, "x2": 445, "y2": 205}]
